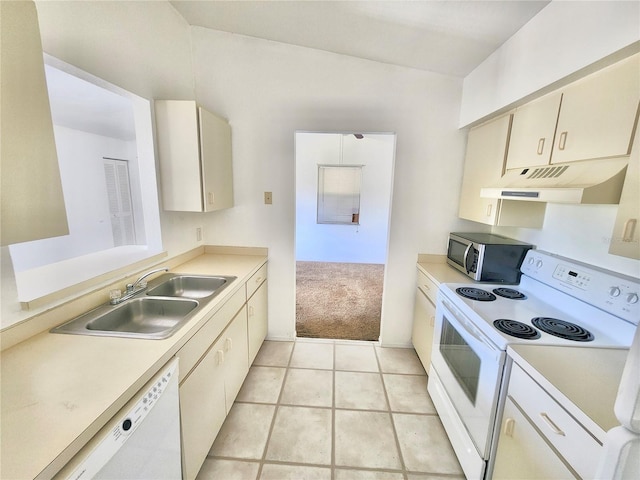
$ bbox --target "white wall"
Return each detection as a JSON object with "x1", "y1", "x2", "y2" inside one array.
[
  {"x1": 9, "y1": 126, "x2": 136, "y2": 271},
  {"x1": 461, "y1": 1, "x2": 640, "y2": 278},
  {"x1": 295, "y1": 132, "x2": 395, "y2": 264},
  {"x1": 461, "y1": 1, "x2": 640, "y2": 126},
  {"x1": 34, "y1": 0, "x2": 201, "y2": 258},
  {"x1": 191, "y1": 28, "x2": 473, "y2": 345}
]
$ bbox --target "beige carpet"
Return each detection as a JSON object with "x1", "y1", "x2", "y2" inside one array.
[{"x1": 296, "y1": 261, "x2": 384, "y2": 341}]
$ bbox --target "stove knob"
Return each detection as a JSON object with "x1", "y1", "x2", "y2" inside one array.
[
  {"x1": 536, "y1": 260, "x2": 543, "y2": 269},
  {"x1": 627, "y1": 293, "x2": 639, "y2": 305},
  {"x1": 609, "y1": 287, "x2": 621, "y2": 297},
  {"x1": 528, "y1": 258, "x2": 535, "y2": 265}
]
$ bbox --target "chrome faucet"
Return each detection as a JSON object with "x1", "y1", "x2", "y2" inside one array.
[{"x1": 110, "y1": 267, "x2": 169, "y2": 304}]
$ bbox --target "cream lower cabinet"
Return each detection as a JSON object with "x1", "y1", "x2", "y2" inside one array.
[
  {"x1": 492, "y1": 397, "x2": 576, "y2": 480},
  {"x1": 247, "y1": 282, "x2": 268, "y2": 365},
  {"x1": 412, "y1": 270, "x2": 437, "y2": 372},
  {"x1": 247, "y1": 265, "x2": 268, "y2": 364},
  {"x1": 179, "y1": 306, "x2": 249, "y2": 480}
]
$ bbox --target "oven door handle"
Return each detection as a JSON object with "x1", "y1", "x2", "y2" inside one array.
[
  {"x1": 442, "y1": 298, "x2": 501, "y2": 355},
  {"x1": 463, "y1": 243, "x2": 473, "y2": 274}
]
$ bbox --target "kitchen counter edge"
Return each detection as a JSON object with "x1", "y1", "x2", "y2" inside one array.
[{"x1": 0, "y1": 250, "x2": 267, "y2": 480}]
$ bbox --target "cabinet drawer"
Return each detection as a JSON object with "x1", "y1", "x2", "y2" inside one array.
[
  {"x1": 508, "y1": 363, "x2": 602, "y2": 479},
  {"x1": 176, "y1": 286, "x2": 245, "y2": 383},
  {"x1": 246, "y1": 263, "x2": 267, "y2": 299},
  {"x1": 417, "y1": 269, "x2": 438, "y2": 304}
]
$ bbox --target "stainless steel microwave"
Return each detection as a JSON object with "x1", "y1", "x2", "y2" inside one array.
[{"x1": 447, "y1": 232, "x2": 533, "y2": 284}]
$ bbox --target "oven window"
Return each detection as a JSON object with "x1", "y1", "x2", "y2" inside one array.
[{"x1": 439, "y1": 316, "x2": 480, "y2": 405}]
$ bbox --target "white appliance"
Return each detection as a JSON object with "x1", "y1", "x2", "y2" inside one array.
[
  {"x1": 55, "y1": 358, "x2": 181, "y2": 480},
  {"x1": 428, "y1": 250, "x2": 639, "y2": 479},
  {"x1": 597, "y1": 325, "x2": 640, "y2": 478}
]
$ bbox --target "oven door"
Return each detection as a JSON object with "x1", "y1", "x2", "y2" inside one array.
[{"x1": 431, "y1": 294, "x2": 505, "y2": 459}]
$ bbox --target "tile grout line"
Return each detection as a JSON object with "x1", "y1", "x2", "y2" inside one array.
[
  {"x1": 254, "y1": 340, "x2": 296, "y2": 480},
  {"x1": 373, "y1": 346, "x2": 410, "y2": 480},
  {"x1": 331, "y1": 341, "x2": 336, "y2": 480}
]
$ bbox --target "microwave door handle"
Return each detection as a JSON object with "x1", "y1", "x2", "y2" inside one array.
[{"x1": 463, "y1": 243, "x2": 473, "y2": 273}]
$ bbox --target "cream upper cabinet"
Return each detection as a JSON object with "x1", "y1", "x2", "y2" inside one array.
[
  {"x1": 551, "y1": 54, "x2": 640, "y2": 164},
  {"x1": 155, "y1": 100, "x2": 233, "y2": 212},
  {"x1": 1, "y1": 1, "x2": 69, "y2": 246},
  {"x1": 506, "y1": 92, "x2": 562, "y2": 170},
  {"x1": 506, "y1": 54, "x2": 640, "y2": 171},
  {"x1": 459, "y1": 114, "x2": 546, "y2": 227},
  {"x1": 609, "y1": 123, "x2": 640, "y2": 259}
]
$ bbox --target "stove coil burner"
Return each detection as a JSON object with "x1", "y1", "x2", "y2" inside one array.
[
  {"x1": 456, "y1": 287, "x2": 496, "y2": 302},
  {"x1": 493, "y1": 288, "x2": 527, "y2": 300},
  {"x1": 531, "y1": 317, "x2": 595, "y2": 342},
  {"x1": 493, "y1": 319, "x2": 540, "y2": 340}
]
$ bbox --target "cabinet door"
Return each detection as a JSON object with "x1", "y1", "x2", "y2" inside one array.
[
  {"x1": 179, "y1": 338, "x2": 227, "y2": 480},
  {"x1": 492, "y1": 397, "x2": 577, "y2": 480},
  {"x1": 552, "y1": 54, "x2": 640, "y2": 164},
  {"x1": 1, "y1": 1, "x2": 69, "y2": 245},
  {"x1": 247, "y1": 281, "x2": 268, "y2": 365},
  {"x1": 222, "y1": 307, "x2": 249, "y2": 412},
  {"x1": 155, "y1": 100, "x2": 202, "y2": 212},
  {"x1": 609, "y1": 123, "x2": 640, "y2": 259},
  {"x1": 199, "y1": 107, "x2": 233, "y2": 212},
  {"x1": 507, "y1": 92, "x2": 562, "y2": 170},
  {"x1": 458, "y1": 114, "x2": 511, "y2": 225},
  {"x1": 412, "y1": 288, "x2": 436, "y2": 372}
]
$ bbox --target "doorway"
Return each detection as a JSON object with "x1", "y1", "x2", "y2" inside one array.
[{"x1": 294, "y1": 132, "x2": 396, "y2": 341}]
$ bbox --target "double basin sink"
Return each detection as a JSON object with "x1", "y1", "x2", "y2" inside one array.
[{"x1": 52, "y1": 273, "x2": 236, "y2": 340}]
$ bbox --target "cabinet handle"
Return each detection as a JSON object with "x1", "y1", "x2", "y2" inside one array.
[
  {"x1": 540, "y1": 413, "x2": 565, "y2": 436},
  {"x1": 537, "y1": 138, "x2": 545, "y2": 155},
  {"x1": 558, "y1": 131, "x2": 568, "y2": 150},
  {"x1": 423, "y1": 283, "x2": 430, "y2": 291},
  {"x1": 622, "y1": 218, "x2": 637, "y2": 242},
  {"x1": 249, "y1": 305, "x2": 255, "y2": 317},
  {"x1": 255, "y1": 276, "x2": 263, "y2": 284},
  {"x1": 486, "y1": 203, "x2": 492, "y2": 217},
  {"x1": 225, "y1": 337, "x2": 233, "y2": 351},
  {"x1": 429, "y1": 315, "x2": 435, "y2": 327},
  {"x1": 217, "y1": 349, "x2": 225, "y2": 365},
  {"x1": 208, "y1": 192, "x2": 215, "y2": 204},
  {"x1": 504, "y1": 418, "x2": 515, "y2": 437}
]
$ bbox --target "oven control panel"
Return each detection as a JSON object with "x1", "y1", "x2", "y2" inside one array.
[
  {"x1": 522, "y1": 250, "x2": 639, "y2": 324},
  {"x1": 552, "y1": 265, "x2": 591, "y2": 290}
]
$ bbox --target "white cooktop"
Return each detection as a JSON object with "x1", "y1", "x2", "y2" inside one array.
[{"x1": 439, "y1": 250, "x2": 639, "y2": 351}]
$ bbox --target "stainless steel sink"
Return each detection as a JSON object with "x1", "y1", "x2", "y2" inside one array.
[
  {"x1": 146, "y1": 274, "x2": 233, "y2": 299},
  {"x1": 51, "y1": 273, "x2": 236, "y2": 339}
]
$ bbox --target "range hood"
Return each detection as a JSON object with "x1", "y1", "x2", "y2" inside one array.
[{"x1": 480, "y1": 157, "x2": 629, "y2": 204}]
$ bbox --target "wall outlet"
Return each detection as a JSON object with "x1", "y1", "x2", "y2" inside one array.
[
  {"x1": 196, "y1": 227, "x2": 202, "y2": 242},
  {"x1": 264, "y1": 192, "x2": 273, "y2": 205}
]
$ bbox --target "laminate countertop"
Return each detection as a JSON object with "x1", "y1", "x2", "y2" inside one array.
[
  {"x1": 508, "y1": 344, "x2": 630, "y2": 441},
  {"x1": 0, "y1": 252, "x2": 267, "y2": 480},
  {"x1": 417, "y1": 255, "x2": 471, "y2": 285}
]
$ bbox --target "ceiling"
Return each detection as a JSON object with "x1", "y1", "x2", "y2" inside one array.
[
  {"x1": 45, "y1": 1, "x2": 551, "y2": 141},
  {"x1": 170, "y1": 0, "x2": 551, "y2": 77}
]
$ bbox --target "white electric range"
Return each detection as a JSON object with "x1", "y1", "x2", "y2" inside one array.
[{"x1": 427, "y1": 249, "x2": 639, "y2": 479}]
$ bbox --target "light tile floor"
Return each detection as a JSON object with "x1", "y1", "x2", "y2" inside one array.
[{"x1": 196, "y1": 339, "x2": 464, "y2": 480}]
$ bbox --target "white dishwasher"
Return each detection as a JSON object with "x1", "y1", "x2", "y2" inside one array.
[{"x1": 55, "y1": 358, "x2": 182, "y2": 480}]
